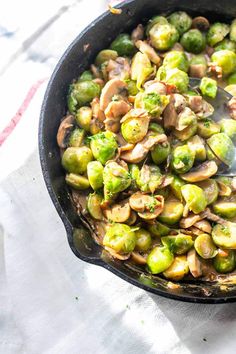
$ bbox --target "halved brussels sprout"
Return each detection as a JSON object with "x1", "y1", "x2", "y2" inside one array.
[
  {"x1": 147, "y1": 220, "x2": 170, "y2": 237},
  {"x1": 175, "y1": 107, "x2": 197, "y2": 131},
  {"x1": 68, "y1": 128, "x2": 85, "y2": 147},
  {"x1": 212, "y1": 223, "x2": 236, "y2": 249},
  {"x1": 65, "y1": 173, "x2": 90, "y2": 190},
  {"x1": 95, "y1": 49, "x2": 118, "y2": 66},
  {"x1": 147, "y1": 246, "x2": 174, "y2": 274},
  {"x1": 162, "y1": 234, "x2": 194, "y2": 254},
  {"x1": 150, "y1": 23, "x2": 179, "y2": 51},
  {"x1": 174, "y1": 119, "x2": 198, "y2": 141},
  {"x1": 227, "y1": 72, "x2": 236, "y2": 85},
  {"x1": 103, "y1": 223, "x2": 136, "y2": 254},
  {"x1": 157, "y1": 67, "x2": 189, "y2": 93},
  {"x1": 181, "y1": 184, "x2": 207, "y2": 214},
  {"x1": 149, "y1": 123, "x2": 164, "y2": 134},
  {"x1": 211, "y1": 50, "x2": 236, "y2": 75},
  {"x1": 103, "y1": 161, "x2": 131, "y2": 201},
  {"x1": 168, "y1": 11, "x2": 192, "y2": 35},
  {"x1": 199, "y1": 77, "x2": 217, "y2": 98},
  {"x1": 135, "y1": 229, "x2": 152, "y2": 252},
  {"x1": 158, "y1": 199, "x2": 184, "y2": 225},
  {"x1": 187, "y1": 135, "x2": 206, "y2": 161},
  {"x1": 194, "y1": 233, "x2": 217, "y2": 259},
  {"x1": 163, "y1": 255, "x2": 189, "y2": 280},
  {"x1": 213, "y1": 201, "x2": 236, "y2": 218},
  {"x1": 213, "y1": 250, "x2": 236, "y2": 273},
  {"x1": 131, "y1": 52, "x2": 153, "y2": 89},
  {"x1": 171, "y1": 145, "x2": 195, "y2": 174},
  {"x1": 90, "y1": 132, "x2": 118, "y2": 165},
  {"x1": 87, "y1": 161, "x2": 104, "y2": 190},
  {"x1": 78, "y1": 70, "x2": 93, "y2": 82},
  {"x1": 126, "y1": 79, "x2": 139, "y2": 96},
  {"x1": 214, "y1": 39, "x2": 236, "y2": 52},
  {"x1": 136, "y1": 164, "x2": 162, "y2": 193},
  {"x1": 129, "y1": 163, "x2": 140, "y2": 190},
  {"x1": 67, "y1": 81, "x2": 101, "y2": 113},
  {"x1": 230, "y1": 19, "x2": 236, "y2": 42},
  {"x1": 189, "y1": 54, "x2": 207, "y2": 78},
  {"x1": 207, "y1": 133, "x2": 234, "y2": 167},
  {"x1": 196, "y1": 179, "x2": 219, "y2": 205},
  {"x1": 219, "y1": 118, "x2": 236, "y2": 142},
  {"x1": 170, "y1": 175, "x2": 185, "y2": 201},
  {"x1": 146, "y1": 16, "x2": 168, "y2": 35},
  {"x1": 87, "y1": 193, "x2": 103, "y2": 220},
  {"x1": 110, "y1": 34, "x2": 135, "y2": 56},
  {"x1": 76, "y1": 107, "x2": 93, "y2": 132},
  {"x1": 121, "y1": 109, "x2": 150, "y2": 143},
  {"x1": 163, "y1": 51, "x2": 189, "y2": 72},
  {"x1": 151, "y1": 141, "x2": 170, "y2": 165},
  {"x1": 197, "y1": 119, "x2": 221, "y2": 139},
  {"x1": 207, "y1": 22, "x2": 230, "y2": 47},
  {"x1": 135, "y1": 92, "x2": 169, "y2": 117},
  {"x1": 62, "y1": 146, "x2": 93, "y2": 174},
  {"x1": 216, "y1": 177, "x2": 232, "y2": 197},
  {"x1": 180, "y1": 29, "x2": 206, "y2": 54}
]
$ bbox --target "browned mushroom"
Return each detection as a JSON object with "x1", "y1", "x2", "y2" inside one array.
[
  {"x1": 91, "y1": 97, "x2": 106, "y2": 122},
  {"x1": 56, "y1": 115, "x2": 75, "y2": 148},
  {"x1": 193, "y1": 219, "x2": 212, "y2": 234},
  {"x1": 105, "y1": 246, "x2": 131, "y2": 260},
  {"x1": 181, "y1": 161, "x2": 218, "y2": 182},
  {"x1": 104, "y1": 100, "x2": 131, "y2": 133},
  {"x1": 192, "y1": 16, "x2": 210, "y2": 31},
  {"x1": 90, "y1": 64, "x2": 102, "y2": 78},
  {"x1": 173, "y1": 94, "x2": 187, "y2": 113},
  {"x1": 93, "y1": 78, "x2": 105, "y2": 88},
  {"x1": 228, "y1": 96, "x2": 236, "y2": 120},
  {"x1": 129, "y1": 192, "x2": 164, "y2": 220},
  {"x1": 100, "y1": 78, "x2": 128, "y2": 111},
  {"x1": 131, "y1": 252, "x2": 147, "y2": 265},
  {"x1": 126, "y1": 211, "x2": 137, "y2": 225},
  {"x1": 189, "y1": 64, "x2": 207, "y2": 78},
  {"x1": 163, "y1": 94, "x2": 186, "y2": 129},
  {"x1": 105, "y1": 57, "x2": 131, "y2": 81},
  {"x1": 200, "y1": 208, "x2": 227, "y2": 225},
  {"x1": 103, "y1": 199, "x2": 131, "y2": 222},
  {"x1": 144, "y1": 80, "x2": 167, "y2": 95},
  {"x1": 136, "y1": 40, "x2": 161, "y2": 65},
  {"x1": 187, "y1": 249, "x2": 203, "y2": 278},
  {"x1": 217, "y1": 180, "x2": 232, "y2": 197},
  {"x1": 131, "y1": 24, "x2": 144, "y2": 42},
  {"x1": 180, "y1": 213, "x2": 203, "y2": 228},
  {"x1": 187, "y1": 95, "x2": 203, "y2": 113}
]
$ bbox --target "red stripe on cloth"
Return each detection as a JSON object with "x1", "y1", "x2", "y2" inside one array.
[{"x1": 0, "y1": 78, "x2": 47, "y2": 146}]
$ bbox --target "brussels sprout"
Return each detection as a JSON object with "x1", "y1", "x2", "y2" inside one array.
[
  {"x1": 181, "y1": 184, "x2": 207, "y2": 214},
  {"x1": 190, "y1": 54, "x2": 207, "y2": 66},
  {"x1": 110, "y1": 34, "x2": 135, "y2": 57},
  {"x1": 227, "y1": 72, "x2": 236, "y2": 85},
  {"x1": 189, "y1": 54, "x2": 208, "y2": 78},
  {"x1": 211, "y1": 50, "x2": 236, "y2": 75},
  {"x1": 194, "y1": 234, "x2": 218, "y2": 259},
  {"x1": 187, "y1": 135, "x2": 206, "y2": 161},
  {"x1": 219, "y1": 118, "x2": 236, "y2": 142},
  {"x1": 149, "y1": 122, "x2": 164, "y2": 134},
  {"x1": 163, "y1": 255, "x2": 189, "y2": 280},
  {"x1": 67, "y1": 81, "x2": 101, "y2": 113},
  {"x1": 199, "y1": 77, "x2": 217, "y2": 98},
  {"x1": 146, "y1": 16, "x2": 168, "y2": 35},
  {"x1": 87, "y1": 192, "x2": 103, "y2": 220},
  {"x1": 136, "y1": 165, "x2": 162, "y2": 193},
  {"x1": 135, "y1": 92, "x2": 169, "y2": 117},
  {"x1": 103, "y1": 223, "x2": 136, "y2": 254},
  {"x1": 157, "y1": 67, "x2": 189, "y2": 93},
  {"x1": 90, "y1": 132, "x2": 118, "y2": 165},
  {"x1": 103, "y1": 161, "x2": 131, "y2": 201},
  {"x1": 151, "y1": 141, "x2": 171, "y2": 165},
  {"x1": 163, "y1": 51, "x2": 189, "y2": 72},
  {"x1": 95, "y1": 49, "x2": 118, "y2": 66},
  {"x1": 212, "y1": 223, "x2": 236, "y2": 249},
  {"x1": 207, "y1": 22, "x2": 230, "y2": 47},
  {"x1": 162, "y1": 234, "x2": 194, "y2": 255},
  {"x1": 213, "y1": 250, "x2": 236, "y2": 273},
  {"x1": 180, "y1": 29, "x2": 206, "y2": 54},
  {"x1": 131, "y1": 52, "x2": 153, "y2": 89},
  {"x1": 175, "y1": 107, "x2": 196, "y2": 131},
  {"x1": 196, "y1": 179, "x2": 219, "y2": 205},
  {"x1": 170, "y1": 175, "x2": 185, "y2": 201},
  {"x1": 147, "y1": 246, "x2": 174, "y2": 274},
  {"x1": 147, "y1": 220, "x2": 170, "y2": 237},
  {"x1": 126, "y1": 79, "x2": 139, "y2": 96},
  {"x1": 135, "y1": 229, "x2": 152, "y2": 252},
  {"x1": 78, "y1": 70, "x2": 93, "y2": 82},
  {"x1": 168, "y1": 11, "x2": 192, "y2": 35},
  {"x1": 68, "y1": 128, "x2": 85, "y2": 147},
  {"x1": 129, "y1": 163, "x2": 140, "y2": 190},
  {"x1": 87, "y1": 161, "x2": 104, "y2": 190},
  {"x1": 65, "y1": 173, "x2": 90, "y2": 190},
  {"x1": 150, "y1": 23, "x2": 179, "y2": 51},
  {"x1": 174, "y1": 118, "x2": 198, "y2": 141},
  {"x1": 121, "y1": 110, "x2": 150, "y2": 143},
  {"x1": 171, "y1": 145, "x2": 195, "y2": 174},
  {"x1": 214, "y1": 39, "x2": 236, "y2": 52},
  {"x1": 197, "y1": 119, "x2": 221, "y2": 139},
  {"x1": 62, "y1": 146, "x2": 93, "y2": 174},
  {"x1": 75, "y1": 107, "x2": 93, "y2": 132},
  {"x1": 207, "y1": 133, "x2": 234, "y2": 167},
  {"x1": 158, "y1": 199, "x2": 184, "y2": 225},
  {"x1": 224, "y1": 84, "x2": 236, "y2": 96},
  {"x1": 230, "y1": 19, "x2": 236, "y2": 42},
  {"x1": 213, "y1": 201, "x2": 236, "y2": 218}
]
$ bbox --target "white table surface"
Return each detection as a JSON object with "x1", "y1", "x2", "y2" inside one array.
[{"x1": 1, "y1": 1, "x2": 236, "y2": 353}]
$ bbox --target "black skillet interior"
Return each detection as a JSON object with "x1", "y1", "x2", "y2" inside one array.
[{"x1": 39, "y1": 0, "x2": 236, "y2": 303}]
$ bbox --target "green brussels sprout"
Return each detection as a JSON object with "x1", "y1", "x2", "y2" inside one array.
[
  {"x1": 171, "y1": 145, "x2": 195, "y2": 174},
  {"x1": 212, "y1": 223, "x2": 236, "y2": 249},
  {"x1": 62, "y1": 146, "x2": 93, "y2": 174},
  {"x1": 68, "y1": 128, "x2": 85, "y2": 147},
  {"x1": 213, "y1": 201, "x2": 236, "y2": 218},
  {"x1": 162, "y1": 234, "x2": 194, "y2": 255},
  {"x1": 219, "y1": 118, "x2": 236, "y2": 142},
  {"x1": 214, "y1": 39, "x2": 236, "y2": 52},
  {"x1": 95, "y1": 49, "x2": 118, "y2": 66},
  {"x1": 163, "y1": 51, "x2": 189, "y2": 72},
  {"x1": 136, "y1": 165, "x2": 162, "y2": 193},
  {"x1": 163, "y1": 255, "x2": 189, "y2": 280},
  {"x1": 211, "y1": 50, "x2": 236, "y2": 75},
  {"x1": 158, "y1": 199, "x2": 184, "y2": 225},
  {"x1": 110, "y1": 34, "x2": 135, "y2": 56},
  {"x1": 78, "y1": 70, "x2": 93, "y2": 82},
  {"x1": 103, "y1": 223, "x2": 136, "y2": 254},
  {"x1": 194, "y1": 234, "x2": 218, "y2": 259},
  {"x1": 149, "y1": 122, "x2": 164, "y2": 134},
  {"x1": 147, "y1": 220, "x2": 170, "y2": 237},
  {"x1": 230, "y1": 19, "x2": 236, "y2": 42},
  {"x1": 199, "y1": 77, "x2": 217, "y2": 98},
  {"x1": 147, "y1": 246, "x2": 174, "y2": 274},
  {"x1": 131, "y1": 52, "x2": 153, "y2": 89},
  {"x1": 190, "y1": 54, "x2": 207, "y2": 66},
  {"x1": 135, "y1": 229, "x2": 152, "y2": 252},
  {"x1": 207, "y1": 133, "x2": 234, "y2": 167},
  {"x1": 151, "y1": 141, "x2": 171, "y2": 165},
  {"x1": 90, "y1": 132, "x2": 118, "y2": 165},
  {"x1": 174, "y1": 118, "x2": 197, "y2": 141},
  {"x1": 180, "y1": 29, "x2": 206, "y2": 54},
  {"x1": 170, "y1": 175, "x2": 185, "y2": 201},
  {"x1": 146, "y1": 15, "x2": 168, "y2": 35},
  {"x1": 224, "y1": 84, "x2": 236, "y2": 96},
  {"x1": 197, "y1": 119, "x2": 221, "y2": 139},
  {"x1": 157, "y1": 67, "x2": 189, "y2": 93},
  {"x1": 196, "y1": 179, "x2": 219, "y2": 205},
  {"x1": 126, "y1": 79, "x2": 139, "y2": 96},
  {"x1": 135, "y1": 92, "x2": 169, "y2": 117},
  {"x1": 181, "y1": 184, "x2": 207, "y2": 214},
  {"x1": 87, "y1": 161, "x2": 104, "y2": 190},
  {"x1": 65, "y1": 173, "x2": 90, "y2": 190},
  {"x1": 103, "y1": 161, "x2": 131, "y2": 201},
  {"x1": 207, "y1": 22, "x2": 230, "y2": 47},
  {"x1": 67, "y1": 81, "x2": 101, "y2": 113},
  {"x1": 87, "y1": 192, "x2": 103, "y2": 220},
  {"x1": 187, "y1": 135, "x2": 206, "y2": 161},
  {"x1": 129, "y1": 163, "x2": 140, "y2": 190},
  {"x1": 213, "y1": 250, "x2": 236, "y2": 273},
  {"x1": 168, "y1": 11, "x2": 192, "y2": 35},
  {"x1": 227, "y1": 72, "x2": 236, "y2": 85},
  {"x1": 121, "y1": 110, "x2": 150, "y2": 143},
  {"x1": 75, "y1": 107, "x2": 92, "y2": 132},
  {"x1": 149, "y1": 23, "x2": 179, "y2": 51}
]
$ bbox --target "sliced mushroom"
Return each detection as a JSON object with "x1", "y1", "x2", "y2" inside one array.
[
  {"x1": 163, "y1": 94, "x2": 185, "y2": 129},
  {"x1": 188, "y1": 226, "x2": 205, "y2": 236},
  {"x1": 173, "y1": 94, "x2": 187, "y2": 113},
  {"x1": 131, "y1": 24, "x2": 144, "y2": 42},
  {"x1": 200, "y1": 208, "x2": 227, "y2": 225},
  {"x1": 131, "y1": 252, "x2": 147, "y2": 265},
  {"x1": 228, "y1": 97, "x2": 236, "y2": 120},
  {"x1": 126, "y1": 211, "x2": 137, "y2": 225},
  {"x1": 103, "y1": 199, "x2": 131, "y2": 222},
  {"x1": 181, "y1": 161, "x2": 218, "y2": 182},
  {"x1": 180, "y1": 213, "x2": 203, "y2": 228},
  {"x1": 105, "y1": 57, "x2": 131, "y2": 81},
  {"x1": 57, "y1": 115, "x2": 75, "y2": 148},
  {"x1": 100, "y1": 78, "x2": 127, "y2": 111},
  {"x1": 187, "y1": 95, "x2": 203, "y2": 113},
  {"x1": 91, "y1": 97, "x2": 106, "y2": 122},
  {"x1": 183, "y1": 204, "x2": 189, "y2": 218},
  {"x1": 120, "y1": 108, "x2": 149, "y2": 124},
  {"x1": 217, "y1": 180, "x2": 232, "y2": 197},
  {"x1": 136, "y1": 40, "x2": 161, "y2": 65},
  {"x1": 144, "y1": 80, "x2": 167, "y2": 95},
  {"x1": 105, "y1": 246, "x2": 131, "y2": 260},
  {"x1": 104, "y1": 100, "x2": 131, "y2": 133},
  {"x1": 197, "y1": 99, "x2": 214, "y2": 118},
  {"x1": 193, "y1": 219, "x2": 212, "y2": 234},
  {"x1": 187, "y1": 249, "x2": 203, "y2": 278},
  {"x1": 93, "y1": 78, "x2": 105, "y2": 88},
  {"x1": 159, "y1": 175, "x2": 174, "y2": 188},
  {"x1": 192, "y1": 16, "x2": 210, "y2": 31},
  {"x1": 189, "y1": 64, "x2": 207, "y2": 78},
  {"x1": 120, "y1": 133, "x2": 167, "y2": 163},
  {"x1": 129, "y1": 191, "x2": 148, "y2": 212},
  {"x1": 129, "y1": 192, "x2": 164, "y2": 220},
  {"x1": 90, "y1": 64, "x2": 102, "y2": 78}
]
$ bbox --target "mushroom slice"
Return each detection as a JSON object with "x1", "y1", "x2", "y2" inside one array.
[
  {"x1": 181, "y1": 161, "x2": 218, "y2": 182},
  {"x1": 192, "y1": 16, "x2": 210, "y2": 31},
  {"x1": 103, "y1": 199, "x2": 131, "y2": 222},
  {"x1": 187, "y1": 249, "x2": 203, "y2": 278},
  {"x1": 228, "y1": 96, "x2": 236, "y2": 120},
  {"x1": 163, "y1": 95, "x2": 179, "y2": 129},
  {"x1": 200, "y1": 208, "x2": 227, "y2": 225},
  {"x1": 217, "y1": 180, "x2": 232, "y2": 197},
  {"x1": 100, "y1": 78, "x2": 127, "y2": 111},
  {"x1": 180, "y1": 213, "x2": 203, "y2": 229},
  {"x1": 144, "y1": 80, "x2": 167, "y2": 95},
  {"x1": 189, "y1": 64, "x2": 207, "y2": 78},
  {"x1": 187, "y1": 95, "x2": 203, "y2": 113},
  {"x1": 106, "y1": 57, "x2": 131, "y2": 81},
  {"x1": 126, "y1": 211, "x2": 137, "y2": 225},
  {"x1": 129, "y1": 192, "x2": 164, "y2": 220},
  {"x1": 131, "y1": 252, "x2": 147, "y2": 265},
  {"x1": 131, "y1": 24, "x2": 144, "y2": 42},
  {"x1": 91, "y1": 97, "x2": 106, "y2": 122},
  {"x1": 105, "y1": 246, "x2": 131, "y2": 260},
  {"x1": 135, "y1": 40, "x2": 161, "y2": 65},
  {"x1": 120, "y1": 108, "x2": 149, "y2": 123},
  {"x1": 193, "y1": 219, "x2": 212, "y2": 234},
  {"x1": 104, "y1": 100, "x2": 131, "y2": 133},
  {"x1": 56, "y1": 115, "x2": 75, "y2": 148}
]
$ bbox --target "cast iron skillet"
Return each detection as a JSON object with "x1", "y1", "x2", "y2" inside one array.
[{"x1": 39, "y1": 0, "x2": 236, "y2": 303}]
